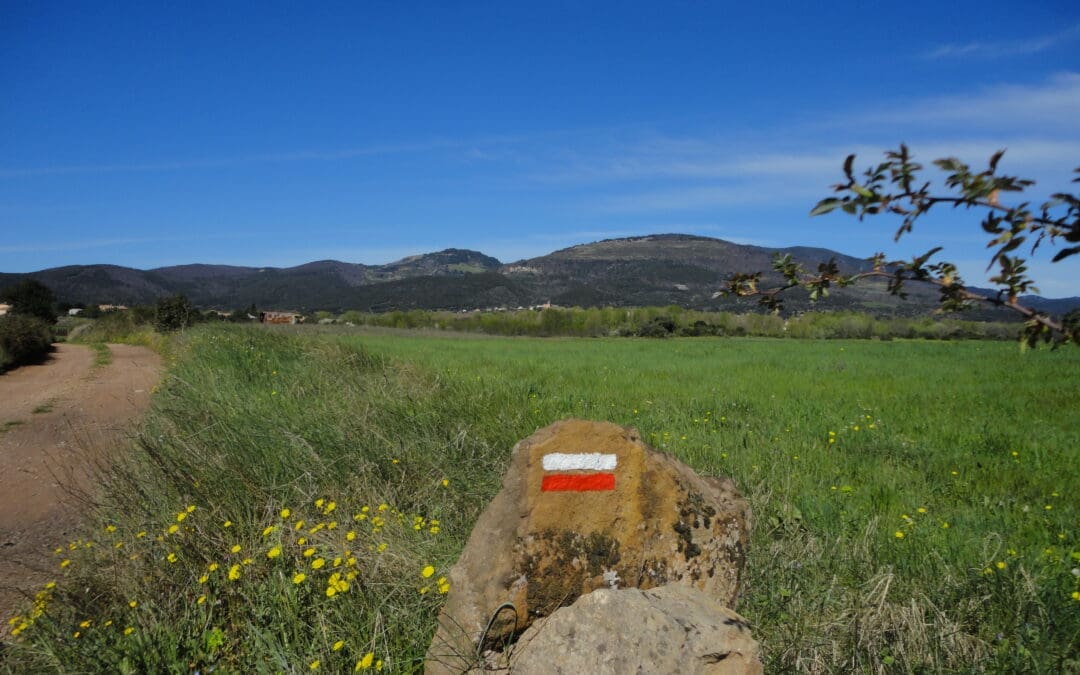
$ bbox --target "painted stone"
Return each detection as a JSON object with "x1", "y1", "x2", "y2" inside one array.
[{"x1": 424, "y1": 419, "x2": 751, "y2": 674}]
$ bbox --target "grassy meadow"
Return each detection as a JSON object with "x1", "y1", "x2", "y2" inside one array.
[{"x1": 3, "y1": 325, "x2": 1078, "y2": 673}]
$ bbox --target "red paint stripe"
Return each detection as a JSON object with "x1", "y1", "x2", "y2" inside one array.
[{"x1": 541, "y1": 473, "x2": 616, "y2": 492}]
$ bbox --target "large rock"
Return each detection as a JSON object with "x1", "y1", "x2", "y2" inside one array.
[
  {"x1": 508, "y1": 584, "x2": 763, "y2": 674},
  {"x1": 425, "y1": 419, "x2": 751, "y2": 674}
]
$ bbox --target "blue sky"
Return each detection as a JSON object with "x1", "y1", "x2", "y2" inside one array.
[{"x1": 2, "y1": 1, "x2": 1079, "y2": 296}]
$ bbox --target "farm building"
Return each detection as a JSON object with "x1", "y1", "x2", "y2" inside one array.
[{"x1": 260, "y1": 311, "x2": 304, "y2": 324}]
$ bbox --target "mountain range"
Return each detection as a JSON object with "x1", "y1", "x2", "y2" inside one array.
[{"x1": 2, "y1": 234, "x2": 1077, "y2": 319}]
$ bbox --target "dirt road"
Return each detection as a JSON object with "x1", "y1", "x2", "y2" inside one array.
[{"x1": 0, "y1": 343, "x2": 162, "y2": 621}]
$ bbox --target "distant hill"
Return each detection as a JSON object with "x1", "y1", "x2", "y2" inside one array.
[{"x1": 2, "y1": 235, "x2": 1077, "y2": 318}]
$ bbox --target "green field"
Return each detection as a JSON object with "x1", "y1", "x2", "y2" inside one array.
[{"x1": 4, "y1": 326, "x2": 1078, "y2": 673}]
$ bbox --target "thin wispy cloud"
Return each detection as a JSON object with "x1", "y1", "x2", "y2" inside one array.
[
  {"x1": 0, "y1": 137, "x2": 518, "y2": 178},
  {"x1": 849, "y1": 72, "x2": 1080, "y2": 132},
  {"x1": 0, "y1": 233, "x2": 252, "y2": 255},
  {"x1": 922, "y1": 23, "x2": 1080, "y2": 60}
]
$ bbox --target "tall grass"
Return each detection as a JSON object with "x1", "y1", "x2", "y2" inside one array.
[
  {"x1": 3, "y1": 326, "x2": 1077, "y2": 672},
  {"x1": 2, "y1": 327, "x2": 521, "y2": 672}
]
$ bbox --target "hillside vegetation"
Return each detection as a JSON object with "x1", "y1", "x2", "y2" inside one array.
[{"x1": 3, "y1": 326, "x2": 1077, "y2": 672}]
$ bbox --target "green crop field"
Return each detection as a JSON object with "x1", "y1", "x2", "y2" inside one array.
[{"x1": 4, "y1": 325, "x2": 1077, "y2": 673}]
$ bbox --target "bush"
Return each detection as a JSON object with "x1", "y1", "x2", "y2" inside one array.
[
  {"x1": 0, "y1": 279, "x2": 57, "y2": 325},
  {"x1": 155, "y1": 295, "x2": 197, "y2": 332},
  {"x1": 0, "y1": 314, "x2": 53, "y2": 371}
]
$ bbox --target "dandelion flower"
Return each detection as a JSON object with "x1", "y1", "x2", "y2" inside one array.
[
  {"x1": 356, "y1": 652, "x2": 375, "y2": 670},
  {"x1": 303, "y1": 548, "x2": 316, "y2": 558},
  {"x1": 228, "y1": 564, "x2": 241, "y2": 581},
  {"x1": 280, "y1": 508, "x2": 291, "y2": 518},
  {"x1": 996, "y1": 561, "x2": 1007, "y2": 570},
  {"x1": 267, "y1": 546, "x2": 282, "y2": 559},
  {"x1": 79, "y1": 620, "x2": 91, "y2": 628},
  {"x1": 315, "y1": 499, "x2": 325, "y2": 509},
  {"x1": 295, "y1": 520, "x2": 305, "y2": 531},
  {"x1": 333, "y1": 640, "x2": 345, "y2": 651},
  {"x1": 346, "y1": 531, "x2": 356, "y2": 541},
  {"x1": 293, "y1": 573, "x2": 307, "y2": 584},
  {"x1": 124, "y1": 627, "x2": 134, "y2": 635},
  {"x1": 197, "y1": 595, "x2": 206, "y2": 605},
  {"x1": 441, "y1": 478, "x2": 449, "y2": 487},
  {"x1": 917, "y1": 507, "x2": 927, "y2": 514},
  {"x1": 223, "y1": 521, "x2": 233, "y2": 528},
  {"x1": 1072, "y1": 591, "x2": 1080, "y2": 601},
  {"x1": 894, "y1": 531, "x2": 904, "y2": 539},
  {"x1": 176, "y1": 512, "x2": 187, "y2": 523},
  {"x1": 60, "y1": 559, "x2": 71, "y2": 568},
  {"x1": 312, "y1": 558, "x2": 326, "y2": 569},
  {"x1": 231, "y1": 545, "x2": 242, "y2": 554},
  {"x1": 105, "y1": 525, "x2": 117, "y2": 533},
  {"x1": 262, "y1": 525, "x2": 275, "y2": 537},
  {"x1": 128, "y1": 600, "x2": 137, "y2": 608},
  {"x1": 167, "y1": 525, "x2": 180, "y2": 535},
  {"x1": 167, "y1": 553, "x2": 178, "y2": 563},
  {"x1": 198, "y1": 574, "x2": 209, "y2": 584},
  {"x1": 422, "y1": 565, "x2": 435, "y2": 578},
  {"x1": 309, "y1": 660, "x2": 320, "y2": 670},
  {"x1": 208, "y1": 563, "x2": 219, "y2": 572},
  {"x1": 242, "y1": 557, "x2": 253, "y2": 565}
]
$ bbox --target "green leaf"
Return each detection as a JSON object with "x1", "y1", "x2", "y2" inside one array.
[
  {"x1": 852, "y1": 185, "x2": 875, "y2": 198},
  {"x1": 809, "y1": 198, "x2": 843, "y2": 217}
]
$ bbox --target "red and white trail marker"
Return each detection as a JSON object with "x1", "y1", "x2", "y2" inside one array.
[{"x1": 540, "y1": 452, "x2": 617, "y2": 492}]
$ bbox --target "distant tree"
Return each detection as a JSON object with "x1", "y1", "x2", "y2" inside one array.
[
  {"x1": 719, "y1": 146, "x2": 1079, "y2": 346},
  {"x1": 0, "y1": 279, "x2": 58, "y2": 324},
  {"x1": 154, "y1": 294, "x2": 197, "y2": 332}
]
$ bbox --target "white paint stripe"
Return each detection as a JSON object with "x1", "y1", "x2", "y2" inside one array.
[{"x1": 542, "y1": 453, "x2": 617, "y2": 471}]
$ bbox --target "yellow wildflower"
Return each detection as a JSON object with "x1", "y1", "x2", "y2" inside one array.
[
  {"x1": 262, "y1": 525, "x2": 275, "y2": 537},
  {"x1": 208, "y1": 563, "x2": 219, "y2": 572},
  {"x1": 356, "y1": 652, "x2": 375, "y2": 670},
  {"x1": 167, "y1": 553, "x2": 178, "y2": 563},
  {"x1": 303, "y1": 547, "x2": 316, "y2": 557},
  {"x1": 310, "y1": 660, "x2": 320, "y2": 670},
  {"x1": 124, "y1": 626, "x2": 134, "y2": 635},
  {"x1": 293, "y1": 573, "x2": 307, "y2": 584},
  {"x1": 228, "y1": 564, "x2": 241, "y2": 581},
  {"x1": 198, "y1": 574, "x2": 209, "y2": 584},
  {"x1": 333, "y1": 640, "x2": 345, "y2": 651},
  {"x1": 167, "y1": 524, "x2": 180, "y2": 535},
  {"x1": 267, "y1": 546, "x2": 282, "y2": 559},
  {"x1": 422, "y1": 565, "x2": 435, "y2": 578},
  {"x1": 894, "y1": 531, "x2": 904, "y2": 539},
  {"x1": 312, "y1": 558, "x2": 326, "y2": 569},
  {"x1": 231, "y1": 545, "x2": 241, "y2": 553},
  {"x1": 280, "y1": 508, "x2": 291, "y2": 518}
]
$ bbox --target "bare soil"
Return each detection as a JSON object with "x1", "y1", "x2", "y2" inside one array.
[{"x1": 0, "y1": 343, "x2": 162, "y2": 622}]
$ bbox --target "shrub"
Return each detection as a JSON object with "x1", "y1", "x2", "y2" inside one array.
[
  {"x1": 0, "y1": 314, "x2": 53, "y2": 371},
  {"x1": 155, "y1": 295, "x2": 197, "y2": 332}
]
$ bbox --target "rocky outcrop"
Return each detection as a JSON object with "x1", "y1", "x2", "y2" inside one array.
[{"x1": 425, "y1": 419, "x2": 751, "y2": 674}]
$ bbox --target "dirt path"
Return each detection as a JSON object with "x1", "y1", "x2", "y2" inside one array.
[{"x1": 0, "y1": 343, "x2": 162, "y2": 622}]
